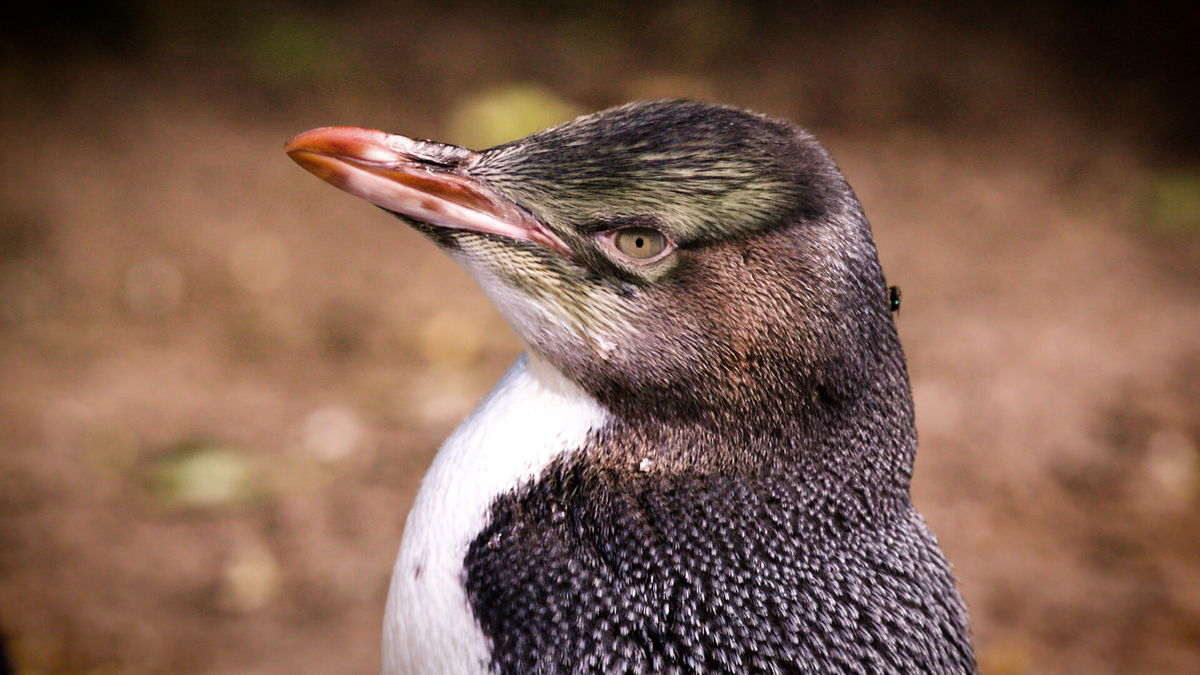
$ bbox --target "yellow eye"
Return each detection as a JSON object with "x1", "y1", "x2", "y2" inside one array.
[{"x1": 612, "y1": 227, "x2": 668, "y2": 259}]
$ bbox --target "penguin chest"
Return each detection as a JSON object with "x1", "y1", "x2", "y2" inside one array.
[{"x1": 382, "y1": 355, "x2": 608, "y2": 675}]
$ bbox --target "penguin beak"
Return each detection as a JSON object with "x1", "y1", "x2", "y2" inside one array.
[{"x1": 285, "y1": 127, "x2": 572, "y2": 256}]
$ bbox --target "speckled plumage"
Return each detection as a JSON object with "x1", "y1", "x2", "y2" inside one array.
[
  {"x1": 287, "y1": 99, "x2": 976, "y2": 674},
  {"x1": 467, "y1": 459, "x2": 971, "y2": 674}
]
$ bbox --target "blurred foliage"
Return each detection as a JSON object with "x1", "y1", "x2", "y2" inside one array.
[
  {"x1": 448, "y1": 83, "x2": 583, "y2": 149},
  {"x1": 2, "y1": 1, "x2": 1196, "y2": 156},
  {"x1": 144, "y1": 440, "x2": 262, "y2": 510},
  {"x1": 219, "y1": 540, "x2": 282, "y2": 613},
  {"x1": 1145, "y1": 170, "x2": 1200, "y2": 238},
  {"x1": 976, "y1": 635, "x2": 1035, "y2": 675},
  {"x1": 654, "y1": 0, "x2": 752, "y2": 67},
  {"x1": 239, "y1": 12, "x2": 352, "y2": 85}
]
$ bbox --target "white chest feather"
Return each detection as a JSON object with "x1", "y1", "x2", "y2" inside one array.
[{"x1": 382, "y1": 354, "x2": 608, "y2": 675}]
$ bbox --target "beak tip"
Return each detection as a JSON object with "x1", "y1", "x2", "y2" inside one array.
[
  {"x1": 285, "y1": 126, "x2": 412, "y2": 169},
  {"x1": 284, "y1": 127, "x2": 330, "y2": 159}
]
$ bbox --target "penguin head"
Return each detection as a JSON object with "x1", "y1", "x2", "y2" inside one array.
[{"x1": 288, "y1": 100, "x2": 904, "y2": 428}]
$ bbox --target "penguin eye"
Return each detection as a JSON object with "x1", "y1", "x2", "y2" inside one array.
[{"x1": 604, "y1": 227, "x2": 672, "y2": 261}]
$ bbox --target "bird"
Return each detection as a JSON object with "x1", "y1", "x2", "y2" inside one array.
[{"x1": 286, "y1": 100, "x2": 976, "y2": 674}]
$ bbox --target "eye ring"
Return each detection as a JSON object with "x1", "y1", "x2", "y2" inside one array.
[{"x1": 600, "y1": 226, "x2": 674, "y2": 262}]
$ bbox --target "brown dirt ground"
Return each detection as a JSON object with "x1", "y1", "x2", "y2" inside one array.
[{"x1": 1, "y1": 3, "x2": 1198, "y2": 674}]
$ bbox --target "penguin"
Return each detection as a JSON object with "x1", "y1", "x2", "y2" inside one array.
[{"x1": 286, "y1": 100, "x2": 976, "y2": 674}]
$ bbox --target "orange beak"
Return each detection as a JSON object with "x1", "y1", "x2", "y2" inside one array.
[{"x1": 285, "y1": 127, "x2": 571, "y2": 256}]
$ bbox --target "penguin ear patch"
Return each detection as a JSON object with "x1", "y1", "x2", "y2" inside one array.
[{"x1": 599, "y1": 226, "x2": 675, "y2": 263}]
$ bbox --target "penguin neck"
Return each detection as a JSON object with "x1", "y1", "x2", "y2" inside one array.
[
  {"x1": 580, "y1": 372, "x2": 917, "y2": 538},
  {"x1": 587, "y1": 337, "x2": 917, "y2": 498}
]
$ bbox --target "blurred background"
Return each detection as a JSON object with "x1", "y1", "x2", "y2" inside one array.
[{"x1": 1, "y1": 1, "x2": 1198, "y2": 673}]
